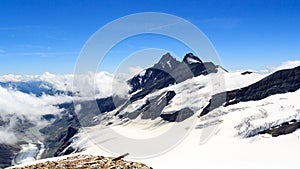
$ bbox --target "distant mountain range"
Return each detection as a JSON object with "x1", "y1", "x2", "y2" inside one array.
[{"x1": 0, "y1": 81, "x2": 72, "y2": 96}]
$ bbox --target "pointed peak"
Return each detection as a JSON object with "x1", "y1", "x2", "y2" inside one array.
[
  {"x1": 153, "y1": 53, "x2": 180, "y2": 70},
  {"x1": 159, "y1": 52, "x2": 176, "y2": 61},
  {"x1": 183, "y1": 53, "x2": 203, "y2": 64}
]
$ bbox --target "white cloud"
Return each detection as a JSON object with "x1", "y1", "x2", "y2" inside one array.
[
  {"x1": 128, "y1": 66, "x2": 144, "y2": 77},
  {"x1": 0, "y1": 86, "x2": 72, "y2": 120},
  {"x1": 73, "y1": 71, "x2": 130, "y2": 99},
  {"x1": 0, "y1": 129, "x2": 17, "y2": 145},
  {"x1": 267, "y1": 60, "x2": 300, "y2": 72},
  {"x1": 0, "y1": 70, "x2": 133, "y2": 145},
  {"x1": 0, "y1": 71, "x2": 132, "y2": 99},
  {"x1": 0, "y1": 86, "x2": 72, "y2": 144}
]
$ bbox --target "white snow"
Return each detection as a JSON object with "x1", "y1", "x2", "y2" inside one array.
[
  {"x1": 72, "y1": 69, "x2": 300, "y2": 169},
  {"x1": 166, "y1": 60, "x2": 172, "y2": 68},
  {"x1": 223, "y1": 71, "x2": 267, "y2": 91},
  {"x1": 12, "y1": 143, "x2": 39, "y2": 165},
  {"x1": 73, "y1": 88, "x2": 300, "y2": 169},
  {"x1": 186, "y1": 57, "x2": 200, "y2": 64}
]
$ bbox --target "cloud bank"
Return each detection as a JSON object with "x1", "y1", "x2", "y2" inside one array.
[
  {"x1": 262, "y1": 60, "x2": 300, "y2": 74},
  {"x1": 0, "y1": 86, "x2": 72, "y2": 145},
  {"x1": 0, "y1": 70, "x2": 137, "y2": 145},
  {"x1": 0, "y1": 71, "x2": 134, "y2": 99}
]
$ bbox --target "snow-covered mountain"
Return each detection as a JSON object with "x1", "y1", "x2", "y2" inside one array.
[
  {"x1": 70, "y1": 59, "x2": 300, "y2": 169},
  {"x1": 1, "y1": 53, "x2": 300, "y2": 169}
]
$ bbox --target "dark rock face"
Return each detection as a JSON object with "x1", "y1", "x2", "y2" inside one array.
[
  {"x1": 161, "y1": 107, "x2": 194, "y2": 122},
  {"x1": 128, "y1": 53, "x2": 180, "y2": 94},
  {"x1": 0, "y1": 144, "x2": 20, "y2": 168},
  {"x1": 259, "y1": 119, "x2": 300, "y2": 137},
  {"x1": 40, "y1": 106, "x2": 80, "y2": 158},
  {"x1": 182, "y1": 53, "x2": 215, "y2": 77},
  {"x1": 241, "y1": 71, "x2": 253, "y2": 75},
  {"x1": 54, "y1": 127, "x2": 78, "y2": 156},
  {"x1": 153, "y1": 53, "x2": 181, "y2": 73},
  {"x1": 77, "y1": 96, "x2": 125, "y2": 127},
  {"x1": 128, "y1": 53, "x2": 218, "y2": 102},
  {"x1": 129, "y1": 73, "x2": 175, "y2": 103},
  {"x1": 41, "y1": 96, "x2": 124, "y2": 158},
  {"x1": 141, "y1": 91, "x2": 176, "y2": 120},
  {"x1": 204, "y1": 62, "x2": 219, "y2": 74},
  {"x1": 122, "y1": 91, "x2": 193, "y2": 122},
  {"x1": 41, "y1": 114, "x2": 57, "y2": 121},
  {"x1": 123, "y1": 91, "x2": 176, "y2": 120},
  {"x1": 200, "y1": 65, "x2": 300, "y2": 116}
]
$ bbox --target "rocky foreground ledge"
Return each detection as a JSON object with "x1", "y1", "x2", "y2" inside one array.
[{"x1": 9, "y1": 154, "x2": 152, "y2": 169}]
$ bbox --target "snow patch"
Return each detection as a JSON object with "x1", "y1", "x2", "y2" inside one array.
[{"x1": 186, "y1": 57, "x2": 200, "y2": 64}]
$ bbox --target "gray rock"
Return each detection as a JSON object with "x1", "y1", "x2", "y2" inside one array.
[
  {"x1": 161, "y1": 107, "x2": 194, "y2": 122},
  {"x1": 258, "y1": 119, "x2": 300, "y2": 137},
  {"x1": 0, "y1": 144, "x2": 20, "y2": 168}
]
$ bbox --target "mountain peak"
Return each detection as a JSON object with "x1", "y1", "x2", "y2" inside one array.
[
  {"x1": 153, "y1": 53, "x2": 180, "y2": 71},
  {"x1": 161, "y1": 52, "x2": 173, "y2": 60},
  {"x1": 128, "y1": 52, "x2": 218, "y2": 95},
  {"x1": 183, "y1": 53, "x2": 203, "y2": 64}
]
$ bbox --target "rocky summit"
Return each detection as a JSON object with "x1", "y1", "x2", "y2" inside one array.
[{"x1": 9, "y1": 154, "x2": 152, "y2": 169}]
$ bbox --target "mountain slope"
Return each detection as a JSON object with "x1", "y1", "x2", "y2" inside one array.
[
  {"x1": 201, "y1": 65, "x2": 300, "y2": 116},
  {"x1": 72, "y1": 67, "x2": 300, "y2": 169},
  {"x1": 72, "y1": 87, "x2": 300, "y2": 169}
]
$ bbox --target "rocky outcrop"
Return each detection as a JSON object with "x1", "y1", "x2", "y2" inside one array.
[
  {"x1": 258, "y1": 119, "x2": 300, "y2": 137},
  {"x1": 53, "y1": 127, "x2": 78, "y2": 157},
  {"x1": 10, "y1": 154, "x2": 152, "y2": 169},
  {"x1": 40, "y1": 111, "x2": 80, "y2": 159},
  {"x1": 161, "y1": 107, "x2": 194, "y2": 122},
  {"x1": 201, "y1": 65, "x2": 300, "y2": 116},
  {"x1": 123, "y1": 91, "x2": 176, "y2": 120},
  {"x1": 141, "y1": 91, "x2": 176, "y2": 120},
  {"x1": 241, "y1": 71, "x2": 253, "y2": 75}
]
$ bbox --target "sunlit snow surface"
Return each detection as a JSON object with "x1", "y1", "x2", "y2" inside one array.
[{"x1": 71, "y1": 69, "x2": 300, "y2": 169}]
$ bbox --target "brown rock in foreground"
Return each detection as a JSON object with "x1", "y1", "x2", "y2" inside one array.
[{"x1": 10, "y1": 154, "x2": 152, "y2": 169}]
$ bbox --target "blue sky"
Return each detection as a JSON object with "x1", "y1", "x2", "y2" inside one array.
[{"x1": 0, "y1": 0, "x2": 300, "y2": 75}]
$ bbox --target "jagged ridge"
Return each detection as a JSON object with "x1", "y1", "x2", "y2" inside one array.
[{"x1": 128, "y1": 53, "x2": 218, "y2": 102}]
